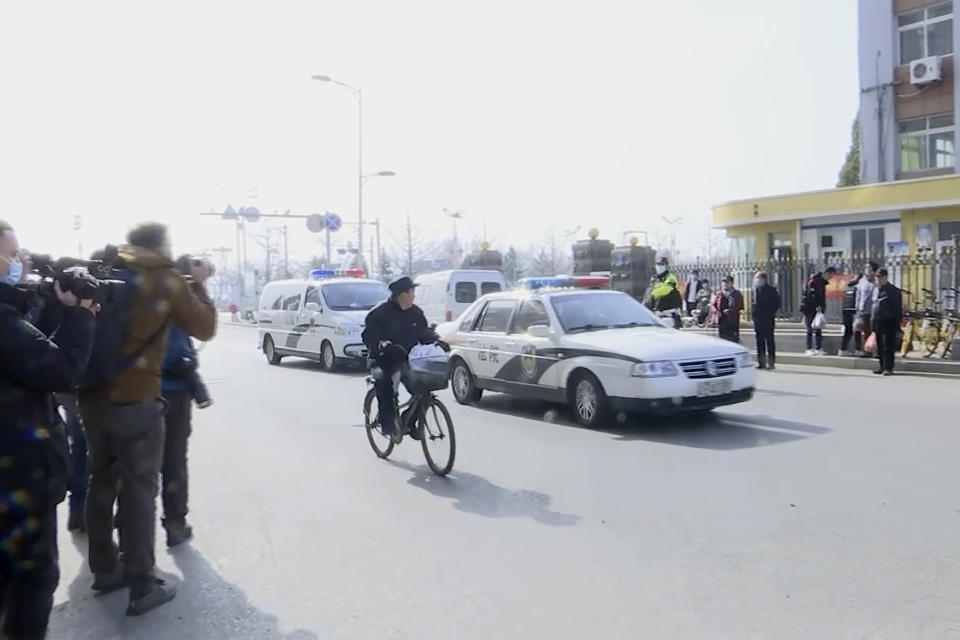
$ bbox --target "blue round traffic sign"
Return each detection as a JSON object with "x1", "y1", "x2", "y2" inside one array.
[{"x1": 324, "y1": 212, "x2": 341, "y2": 232}]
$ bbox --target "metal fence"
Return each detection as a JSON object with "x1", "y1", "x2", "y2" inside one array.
[{"x1": 670, "y1": 245, "x2": 959, "y2": 323}]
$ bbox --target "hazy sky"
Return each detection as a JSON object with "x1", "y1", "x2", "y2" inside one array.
[{"x1": 0, "y1": 0, "x2": 858, "y2": 266}]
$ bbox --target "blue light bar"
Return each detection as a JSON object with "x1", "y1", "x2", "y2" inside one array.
[
  {"x1": 310, "y1": 269, "x2": 336, "y2": 279},
  {"x1": 518, "y1": 276, "x2": 576, "y2": 290}
]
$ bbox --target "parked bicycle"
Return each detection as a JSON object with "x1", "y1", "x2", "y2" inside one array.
[
  {"x1": 362, "y1": 345, "x2": 457, "y2": 476},
  {"x1": 900, "y1": 288, "x2": 959, "y2": 359}
]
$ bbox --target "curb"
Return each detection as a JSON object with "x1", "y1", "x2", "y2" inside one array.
[{"x1": 767, "y1": 352, "x2": 960, "y2": 376}]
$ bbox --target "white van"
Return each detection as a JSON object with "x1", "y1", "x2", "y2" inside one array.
[
  {"x1": 414, "y1": 269, "x2": 506, "y2": 324},
  {"x1": 257, "y1": 273, "x2": 389, "y2": 371}
]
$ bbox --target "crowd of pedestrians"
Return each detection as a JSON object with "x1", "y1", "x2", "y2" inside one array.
[{"x1": 0, "y1": 218, "x2": 217, "y2": 636}]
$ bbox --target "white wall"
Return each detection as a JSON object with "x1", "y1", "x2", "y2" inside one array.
[{"x1": 858, "y1": 0, "x2": 897, "y2": 183}]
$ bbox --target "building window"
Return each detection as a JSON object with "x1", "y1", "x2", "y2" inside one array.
[
  {"x1": 899, "y1": 113, "x2": 955, "y2": 172},
  {"x1": 899, "y1": 1, "x2": 953, "y2": 64}
]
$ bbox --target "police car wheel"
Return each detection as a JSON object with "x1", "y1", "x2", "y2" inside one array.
[
  {"x1": 451, "y1": 359, "x2": 482, "y2": 405},
  {"x1": 569, "y1": 371, "x2": 608, "y2": 428},
  {"x1": 264, "y1": 335, "x2": 282, "y2": 365},
  {"x1": 320, "y1": 341, "x2": 337, "y2": 372}
]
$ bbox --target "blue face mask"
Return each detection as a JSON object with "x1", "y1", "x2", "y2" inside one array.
[{"x1": 1, "y1": 256, "x2": 22, "y2": 285}]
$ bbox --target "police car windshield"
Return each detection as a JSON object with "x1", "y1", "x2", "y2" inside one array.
[
  {"x1": 321, "y1": 282, "x2": 389, "y2": 311},
  {"x1": 551, "y1": 293, "x2": 662, "y2": 333}
]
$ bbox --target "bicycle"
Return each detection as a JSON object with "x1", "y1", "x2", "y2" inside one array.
[
  {"x1": 899, "y1": 289, "x2": 941, "y2": 358},
  {"x1": 937, "y1": 288, "x2": 959, "y2": 359},
  {"x1": 362, "y1": 345, "x2": 457, "y2": 476}
]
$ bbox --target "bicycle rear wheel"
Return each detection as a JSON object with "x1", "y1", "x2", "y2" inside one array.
[
  {"x1": 364, "y1": 387, "x2": 394, "y2": 459},
  {"x1": 419, "y1": 396, "x2": 456, "y2": 476}
]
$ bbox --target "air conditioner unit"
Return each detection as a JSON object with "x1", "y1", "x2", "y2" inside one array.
[{"x1": 910, "y1": 56, "x2": 942, "y2": 85}]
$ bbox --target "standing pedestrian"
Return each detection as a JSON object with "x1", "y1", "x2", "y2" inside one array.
[
  {"x1": 872, "y1": 268, "x2": 902, "y2": 376},
  {"x1": 855, "y1": 261, "x2": 878, "y2": 357},
  {"x1": 56, "y1": 392, "x2": 88, "y2": 532},
  {"x1": 79, "y1": 222, "x2": 216, "y2": 616},
  {"x1": 684, "y1": 269, "x2": 707, "y2": 317},
  {"x1": 800, "y1": 265, "x2": 837, "y2": 356},
  {"x1": 715, "y1": 275, "x2": 744, "y2": 343},
  {"x1": 752, "y1": 271, "x2": 781, "y2": 369},
  {"x1": 839, "y1": 272, "x2": 862, "y2": 356},
  {"x1": 0, "y1": 218, "x2": 97, "y2": 639}
]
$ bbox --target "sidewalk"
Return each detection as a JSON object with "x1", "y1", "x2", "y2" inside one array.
[{"x1": 762, "y1": 351, "x2": 960, "y2": 376}]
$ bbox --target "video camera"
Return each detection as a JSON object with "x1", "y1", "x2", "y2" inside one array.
[{"x1": 19, "y1": 245, "x2": 123, "y2": 306}]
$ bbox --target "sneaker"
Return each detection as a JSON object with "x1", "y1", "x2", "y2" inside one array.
[
  {"x1": 756, "y1": 363, "x2": 767, "y2": 370},
  {"x1": 767, "y1": 364, "x2": 775, "y2": 371},
  {"x1": 815, "y1": 349, "x2": 827, "y2": 356},
  {"x1": 127, "y1": 579, "x2": 177, "y2": 616},
  {"x1": 873, "y1": 369, "x2": 884, "y2": 375},
  {"x1": 92, "y1": 565, "x2": 127, "y2": 595},
  {"x1": 67, "y1": 510, "x2": 86, "y2": 533},
  {"x1": 883, "y1": 370, "x2": 895, "y2": 376},
  {"x1": 166, "y1": 524, "x2": 193, "y2": 548},
  {"x1": 805, "y1": 349, "x2": 815, "y2": 356}
]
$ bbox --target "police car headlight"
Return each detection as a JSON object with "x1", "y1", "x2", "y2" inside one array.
[
  {"x1": 735, "y1": 351, "x2": 753, "y2": 368},
  {"x1": 631, "y1": 361, "x2": 679, "y2": 377}
]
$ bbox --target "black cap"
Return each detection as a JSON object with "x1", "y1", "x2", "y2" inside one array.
[
  {"x1": 656, "y1": 256, "x2": 669, "y2": 266},
  {"x1": 388, "y1": 276, "x2": 418, "y2": 294}
]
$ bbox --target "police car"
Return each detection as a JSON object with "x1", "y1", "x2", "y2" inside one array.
[
  {"x1": 437, "y1": 280, "x2": 755, "y2": 426},
  {"x1": 257, "y1": 269, "x2": 388, "y2": 370}
]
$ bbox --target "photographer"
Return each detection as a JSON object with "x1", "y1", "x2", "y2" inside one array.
[
  {"x1": 159, "y1": 255, "x2": 215, "y2": 549},
  {"x1": 0, "y1": 219, "x2": 97, "y2": 639},
  {"x1": 79, "y1": 223, "x2": 216, "y2": 616}
]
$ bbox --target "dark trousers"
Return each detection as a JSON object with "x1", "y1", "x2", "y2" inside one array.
[
  {"x1": 754, "y1": 318, "x2": 776, "y2": 366},
  {"x1": 80, "y1": 394, "x2": 164, "y2": 597},
  {"x1": 876, "y1": 319, "x2": 898, "y2": 372},
  {"x1": 0, "y1": 507, "x2": 58, "y2": 639},
  {"x1": 803, "y1": 312, "x2": 823, "y2": 350},
  {"x1": 162, "y1": 390, "x2": 192, "y2": 528},
  {"x1": 685, "y1": 300, "x2": 697, "y2": 316},
  {"x1": 841, "y1": 310, "x2": 856, "y2": 351},
  {"x1": 375, "y1": 365, "x2": 401, "y2": 434},
  {"x1": 57, "y1": 392, "x2": 87, "y2": 516},
  {"x1": 718, "y1": 320, "x2": 740, "y2": 343}
]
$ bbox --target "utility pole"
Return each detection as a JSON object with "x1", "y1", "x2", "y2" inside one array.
[
  {"x1": 406, "y1": 213, "x2": 414, "y2": 275},
  {"x1": 282, "y1": 224, "x2": 290, "y2": 278},
  {"x1": 72, "y1": 214, "x2": 83, "y2": 258}
]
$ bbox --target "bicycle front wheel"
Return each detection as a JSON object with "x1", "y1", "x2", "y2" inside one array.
[
  {"x1": 420, "y1": 396, "x2": 456, "y2": 476},
  {"x1": 364, "y1": 387, "x2": 394, "y2": 459}
]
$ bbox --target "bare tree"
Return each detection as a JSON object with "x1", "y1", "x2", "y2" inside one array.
[
  {"x1": 385, "y1": 213, "x2": 442, "y2": 276},
  {"x1": 527, "y1": 229, "x2": 571, "y2": 277}
]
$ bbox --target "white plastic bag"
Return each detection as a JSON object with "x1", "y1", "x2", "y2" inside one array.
[
  {"x1": 409, "y1": 343, "x2": 448, "y2": 365},
  {"x1": 811, "y1": 311, "x2": 826, "y2": 331}
]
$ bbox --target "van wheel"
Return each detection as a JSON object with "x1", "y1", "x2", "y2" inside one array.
[
  {"x1": 264, "y1": 336, "x2": 282, "y2": 365},
  {"x1": 569, "y1": 371, "x2": 608, "y2": 428},
  {"x1": 451, "y1": 358, "x2": 482, "y2": 405},
  {"x1": 320, "y1": 340, "x2": 337, "y2": 372}
]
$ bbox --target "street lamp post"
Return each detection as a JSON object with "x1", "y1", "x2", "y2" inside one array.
[
  {"x1": 443, "y1": 208, "x2": 464, "y2": 267},
  {"x1": 311, "y1": 74, "x2": 367, "y2": 255}
]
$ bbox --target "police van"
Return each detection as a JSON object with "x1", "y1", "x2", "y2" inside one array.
[
  {"x1": 414, "y1": 269, "x2": 506, "y2": 324},
  {"x1": 257, "y1": 269, "x2": 389, "y2": 371}
]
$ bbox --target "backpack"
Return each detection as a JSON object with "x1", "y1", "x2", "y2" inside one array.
[{"x1": 80, "y1": 267, "x2": 169, "y2": 391}]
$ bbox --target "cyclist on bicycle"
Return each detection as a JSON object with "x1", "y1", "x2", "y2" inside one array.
[{"x1": 363, "y1": 276, "x2": 448, "y2": 443}]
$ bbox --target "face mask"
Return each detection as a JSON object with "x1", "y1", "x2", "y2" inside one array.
[
  {"x1": 656, "y1": 265, "x2": 667, "y2": 275},
  {"x1": 0, "y1": 255, "x2": 22, "y2": 286},
  {"x1": 754, "y1": 279, "x2": 762, "y2": 288}
]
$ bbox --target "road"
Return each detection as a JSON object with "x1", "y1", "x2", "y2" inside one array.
[{"x1": 49, "y1": 323, "x2": 960, "y2": 639}]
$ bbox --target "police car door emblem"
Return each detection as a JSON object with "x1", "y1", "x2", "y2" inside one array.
[
  {"x1": 704, "y1": 360, "x2": 718, "y2": 377},
  {"x1": 521, "y1": 344, "x2": 537, "y2": 377}
]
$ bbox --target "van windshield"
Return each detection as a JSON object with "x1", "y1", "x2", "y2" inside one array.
[{"x1": 321, "y1": 282, "x2": 390, "y2": 311}]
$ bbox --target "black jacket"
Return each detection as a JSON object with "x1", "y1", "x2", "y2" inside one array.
[
  {"x1": 752, "y1": 283, "x2": 782, "y2": 323},
  {"x1": 801, "y1": 273, "x2": 828, "y2": 314},
  {"x1": 363, "y1": 300, "x2": 438, "y2": 360},
  {"x1": 0, "y1": 283, "x2": 95, "y2": 510},
  {"x1": 873, "y1": 282, "x2": 903, "y2": 322}
]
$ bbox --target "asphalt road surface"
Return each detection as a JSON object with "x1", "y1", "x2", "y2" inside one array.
[{"x1": 49, "y1": 324, "x2": 960, "y2": 639}]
